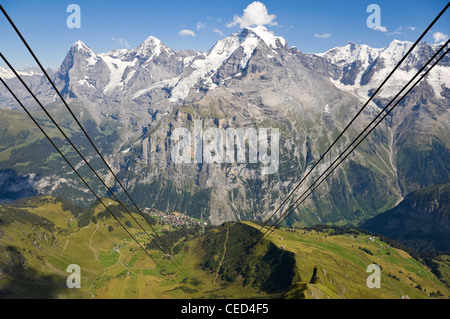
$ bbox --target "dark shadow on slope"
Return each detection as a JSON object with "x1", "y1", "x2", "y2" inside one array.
[
  {"x1": 0, "y1": 246, "x2": 63, "y2": 299},
  {"x1": 0, "y1": 169, "x2": 37, "y2": 204},
  {"x1": 201, "y1": 223, "x2": 299, "y2": 296}
]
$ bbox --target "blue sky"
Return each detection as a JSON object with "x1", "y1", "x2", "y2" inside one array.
[{"x1": 0, "y1": 0, "x2": 449, "y2": 69}]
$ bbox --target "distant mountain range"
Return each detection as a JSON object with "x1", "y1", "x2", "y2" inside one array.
[{"x1": 0, "y1": 26, "x2": 449, "y2": 226}]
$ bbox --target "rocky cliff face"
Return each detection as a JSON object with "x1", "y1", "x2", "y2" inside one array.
[{"x1": 0, "y1": 27, "x2": 448, "y2": 226}]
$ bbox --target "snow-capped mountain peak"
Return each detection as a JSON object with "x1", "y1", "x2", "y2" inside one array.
[
  {"x1": 71, "y1": 40, "x2": 93, "y2": 54},
  {"x1": 143, "y1": 35, "x2": 160, "y2": 44},
  {"x1": 135, "y1": 36, "x2": 173, "y2": 60},
  {"x1": 381, "y1": 40, "x2": 414, "y2": 66},
  {"x1": 242, "y1": 25, "x2": 287, "y2": 49},
  {"x1": 317, "y1": 42, "x2": 382, "y2": 66},
  {"x1": 59, "y1": 40, "x2": 99, "y2": 75},
  {"x1": 314, "y1": 39, "x2": 450, "y2": 100},
  {"x1": 169, "y1": 27, "x2": 288, "y2": 102},
  {"x1": 0, "y1": 66, "x2": 43, "y2": 80}
]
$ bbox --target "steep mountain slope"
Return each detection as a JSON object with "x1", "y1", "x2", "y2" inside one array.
[
  {"x1": 360, "y1": 183, "x2": 450, "y2": 254},
  {"x1": 0, "y1": 104, "x2": 124, "y2": 199},
  {"x1": 0, "y1": 28, "x2": 448, "y2": 226}
]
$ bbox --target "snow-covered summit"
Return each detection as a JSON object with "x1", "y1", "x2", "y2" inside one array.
[
  {"x1": 169, "y1": 26, "x2": 288, "y2": 102},
  {"x1": 0, "y1": 66, "x2": 43, "y2": 80},
  {"x1": 243, "y1": 25, "x2": 287, "y2": 49},
  {"x1": 317, "y1": 42, "x2": 383, "y2": 66},
  {"x1": 314, "y1": 39, "x2": 450, "y2": 99},
  {"x1": 134, "y1": 36, "x2": 173, "y2": 59},
  {"x1": 71, "y1": 40, "x2": 94, "y2": 54}
]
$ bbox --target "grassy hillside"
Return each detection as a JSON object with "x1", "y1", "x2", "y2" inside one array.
[
  {"x1": 0, "y1": 197, "x2": 270, "y2": 299},
  {"x1": 0, "y1": 196, "x2": 448, "y2": 299},
  {"x1": 255, "y1": 222, "x2": 449, "y2": 299}
]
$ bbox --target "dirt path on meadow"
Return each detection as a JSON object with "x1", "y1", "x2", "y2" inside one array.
[{"x1": 214, "y1": 226, "x2": 230, "y2": 283}]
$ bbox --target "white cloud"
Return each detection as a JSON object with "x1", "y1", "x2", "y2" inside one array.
[
  {"x1": 226, "y1": 1, "x2": 277, "y2": 29},
  {"x1": 388, "y1": 31, "x2": 403, "y2": 36},
  {"x1": 214, "y1": 29, "x2": 224, "y2": 37},
  {"x1": 314, "y1": 33, "x2": 331, "y2": 39},
  {"x1": 388, "y1": 26, "x2": 417, "y2": 36},
  {"x1": 112, "y1": 37, "x2": 130, "y2": 48},
  {"x1": 179, "y1": 29, "x2": 196, "y2": 37},
  {"x1": 433, "y1": 32, "x2": 449, "y2": 43},
  {"x1": 196, "y1": 22, "x2": 206, "y2": 31},
  {"x1": 373, "y1": 26, "x2": 388, "y2": 32},
  {"x1": 388, "y1": 27, "x2": 404, "y2": 36}
]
